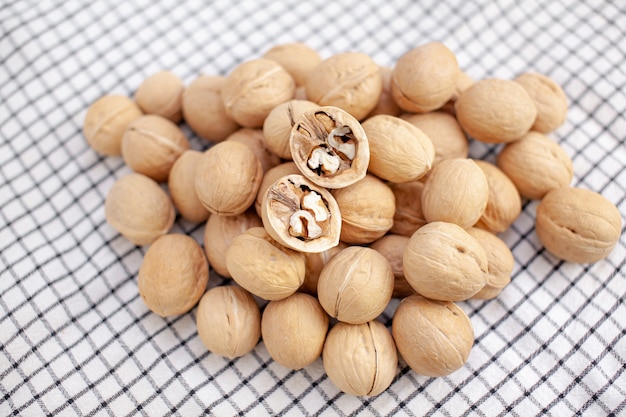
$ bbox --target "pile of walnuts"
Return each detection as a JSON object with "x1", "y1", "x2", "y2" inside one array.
[{"x1": 83, "y1": 42, "x2": 622, "y2": 396}]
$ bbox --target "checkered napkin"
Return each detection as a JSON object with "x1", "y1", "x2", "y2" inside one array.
[{"x1": 1, "y1": 1, "x2": 625, "y2": 415}]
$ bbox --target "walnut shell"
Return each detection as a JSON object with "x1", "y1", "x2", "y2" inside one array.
[
  {"x1": 392, "y1": 294, "x2": 474, "y2": 377},
  {"x1": 168, "y1": 150, "x2": 210, "y2": 223},
  {"x1": 195, "y1": 141, "x2": 263, "y2": 216},
  {"x1": 263, "y1": 42, "x2": 322, "y2": 86},
  {"x1": 467, "y1": 227, "x2": 514, "y2": 300},
  {"x1": 323, "y1": 320, "x2": 397, "y2": 396},
  {"x1": 104, "y1": 173, "x2": 175, "y2": 246},
  {"x1": 332, "y1": 174, "x2": 395, "y2": 244},
  {"x1": 226, "y1": 128, "x2": 281, "y2": 173},
  {"x1": 138, "y1": 234, "x2": 209, "y2": 317},
  {"x1": 472, "y1": 160, "x2": 522, "y2": 233},
  {"x1": 121, "y1": 114, "x2": 189, "y2": 182},
  {"x1": 290, "y1": 106, "x2": 370, "y2": 189},
  {"x1": 455, "y1": 78, "x2": 537, "y2": 144},
  {"x1": 366, "y1": 66, "x2": 402, "y2": 118},
  {"x1": 262, "y1": 174, "x2": 342, "y2": 253},
  {"x1": 134, "y1": 71, "x2": 183, "y2": 122},
  {"x1": 536, "y1": 187, "x2": 622, "y2": 263},
  {"x1": 254, "y1": 162, "x2": 302, "y2": 217},
  {"x1": 514, "y1": 72, "x2": 568, "y2": 133},
  {"x1": 361, "y1": 115, "x2": 435, "y2": 183},
  {"x1": 370, "y1": 234, "x2": 414, "y2": 298},
  {"x1": 403, "y1": 221, "x2": 488, "y2": 301},
  {"x1": 203, "y1": 209, "x2": 262, "y2": 278},
  {"x1": 221, "y1": 58, "x2": 295, "y2": 128},
  {"x1": 305, "y1": 52, "x2": 382, "y2": 121},
  {"x1": 440, "y1": 70, "x2": 475, "y2": 116},
  {"x1": 317, "y1": 246, "x2": 394, "y2": 324},
  {"x1": 83, "y1": 95, "x2": 143, "y2": 156},
  {"x1": 181, "y1": 75, "x2": 239, "y2": 142},
  {"x1": 389, "y1": 180, "x2": 427, "y2": 237},
  {"x1": 263, "y1": 99, "x2": 319, "y2": 159},
  {"x1": 421, "y1": 158, "x2": 489, "y2": 229},
  {"x1": 226, "y1": 227, "x2": 305, "y2": 300},
  {"x1": 301, "y1": 242, "x2": 347, "y2": 296},
  {"x1": 196, "y1": 285, "x2": 261, "y2": 359},
  {"x1": 391, "y1": 42, "x2": 459, "y2": 113},
  {"x1": 261, "y1": 292, "x2": 329, "y2": 370},
  {"x1": 496, "y1": 131, "x2": 573, "y2": 200},
  {"x1": 401, "y1": 111, "x2": 469, "y2": 165}
]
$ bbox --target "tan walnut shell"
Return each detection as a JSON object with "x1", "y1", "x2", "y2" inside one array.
[
  {"x1": 290, "y1": 106, "x2": 370, "y2": 189},
  {"x1": 226, "y1": 128, "x2": 281, "y2": 174},
  {"x1": 168, "y1": 150, "x2": 210, "y2": 223},
  {"x1": 323, "y1": 320, "x2": 398, "y2": 396},
  {"x1": 255, "y1": 162, "x2": 302, "y2": 218},
  {"x1": 455, "y1": 78, "x2": 537, "y2": 144},
  {"x1": 370, "y1": 234, "x2": 414, "y2": 299},
  {"x1": 221, "y1": 58, "x2": 295, "y2": 128},
  {"x1": 261, "y1": 292, "x2": 329, "y2": 370},
  {"x1": 134, "y1": 70, "x2": 183, "y2": 123},
  {"x1": 514, "y1": 72, "x2": 568, "y2": 133},
  {"x1": 263, "y1": 99, "x2": 319, "y2": 159},
  {"x1": 301, "y1": 242, "x2": 347, "y2": 296},
  {"x1": 226, "y1": 227, "x2": 305, "y2": 300},
  {"x1": 467, "y1": 227, "x2": 514, "y2": 300},
  {"x1": 196, "y1": 285, "x2": 261, "y2": 359},
  {"x1": 389, "y1": 180, "x2": 427, "y2": 237},
  {"x1": 138, "y1": 234, "x2": 209, "y2": 317},
  {"x1": 104, "y1": 173, "x2": 175, "y2": 246},
  {"x1": 332, "y1": 174, "x2": 396, "y2": 244},
  {"x1": 305, "y1": 52, "x2": 382, "y2": 121},
  {"x1": 195, "y1": 141, "x2": 263, "y2": 216},
  {"x1": 496, "y1": 131, "x2": 573, "y2": 200},
  {"x1": 262, "y1": 174, "x2": 342, "y2": 253},
  {"x1": 366, "y1": 66, "x2": 402, "y2": 118},
  {"x1": 317, "y1": 246, "x2": 394, "y2": 324},
  {"x1": 421, "y1": 158, "x2": 489, "y2": 229},
  {"x1": 403, "y1": 221, "x2": 488, "y2": 301},
  {"x1": 536, "y1": 187, "x2": 622, "y2": 263},
  {"x1": 473, "y1": 160, "x2": 522, "y2": 233},
  {"x1": 392, "y1": 294, "x2": 474, "y2": 377},
  {"x1": 361, "y1": 115, "x2": 435, "y2": 183},
  {"x1": 263, "y1": 42, "x2": 322, "y2": 86}
]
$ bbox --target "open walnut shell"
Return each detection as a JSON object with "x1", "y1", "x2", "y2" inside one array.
[
  {"x1": 262, "y1": 174, "x2": 341, "y2": 253},
  {"x1": 289, "y1": 106, "x2": 369, "y2": 189}
]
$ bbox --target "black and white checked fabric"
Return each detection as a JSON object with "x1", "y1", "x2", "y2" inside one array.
[{"x1": 1, "y1": 1, "x2": 625, "y2": 415}]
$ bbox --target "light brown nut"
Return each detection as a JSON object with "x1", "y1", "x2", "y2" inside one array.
[
  {"x1": 361, "y1": 115, "x2": 435, "y2": 183},
  {"x1": 290, "y1": 106, "x2": 370, "y2": 189},
  {"x1": 536, "y1": 187, "x2": 622, "y2": 263},
  {"x1": 263, "y1": 42, "x2": 322, "y2": 86},
  {"x1": 221, "y1": 58, "x2": 295, "y2": 128},
  {"x1": 225, "y1": 128, "x2": 281, "y2": 173},
  {"x1": 467, "y1": 227, "x2": 514, "y2": 300},
  {"x1": 391, "y1": 42, "x2": 460, "y2": 113},
  {"x1": 370, "y1": 234, "x2": 414, "y2": 299},
  {"x1": 263, "y1": 99, "x2": 319, "y2": 159},
  {"x1": 294, "y1": 86, "x2": 308, "y2": 100},
  {"x1": 254, "y1": 162, "x2": 302, "y2": 217},
  {"x1": 182, "y1": 75, "x2": 239, "y2": 142},
  {"x1": 203, "y1": 209, "x2": 262, "y2": 278},
  {"x1": 195, "y1": 141, "x2": 263, "y2": 216},
  {"x1": 261, "y1": 293, "x2": 329, "y2": 370},
  {"x1": 121, "y1": 114, "x2": 189, "y2": 182},
  {"x1": 134, "y1": 71, "x2": 183, "y2": 123},
  {"x1": 301, "y1": 242, "x2": 347, "y2": 296},
  {"x1": 262, "y1": 174, "x2": 342, "y2": 253},
  {"x1": 366, "y1": 66, "x2": 402, "y2": 118},
  {"x1": 138, "y1": 234, "x2": 209, "y2": 317},
  {"x1": 389, "y1": 180, "x2": 427, "y2": 237},
  {"x1": 226, "y1": 227, "x2": 305, "y2": 300},
  {"x1": 317, "y1": 246, "x2": 394, "y2": 324},
  {"x1": 83, "y1": 95, "x2": 143, "y2": 156},
  {"x1": 514, "y1": 72, "x2": 568, "y2": 133},
  {"x1": 196, "y1": 286, "x2": 261, "y2": 359},
  {"x1": 104, "y1": 173, "x2": 175, "y2": 246},
  {"x1": 473, "y1": 160, "x2": 522, "y2": 233},
  {"x1": 332, "y1": 175, "x2": 396, "y2": 244},
  {"x1": 323, "y1": 320, "x2": 397, "y2": 396},
  {"x1": 496, "y1": 131, "x2": 573, "y2": 200},
  {"x1": 403, "y1": 221, "x2": 488, "y2": 301},
  {"x1": 421, "y1": 158, "x2": 489, "y2": 229},
  {"x1": 168, "y1": 150, "x2": 210, "y2": 223},
  {"x1": 305, "y1": 52, "x2": 382, "y2": 121},
  {"x1": 455, "y1": 78, "x2": 537, "y2": 144},
  {"x1": 401, "y1": 111, "x2": 469, "y2": 165},
  {"x1": 440, "y1": 70, "x2": 474, "y2": 116},
  {"x1": 392, "y1": 294, "x2": 474, "y2": 377}
]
